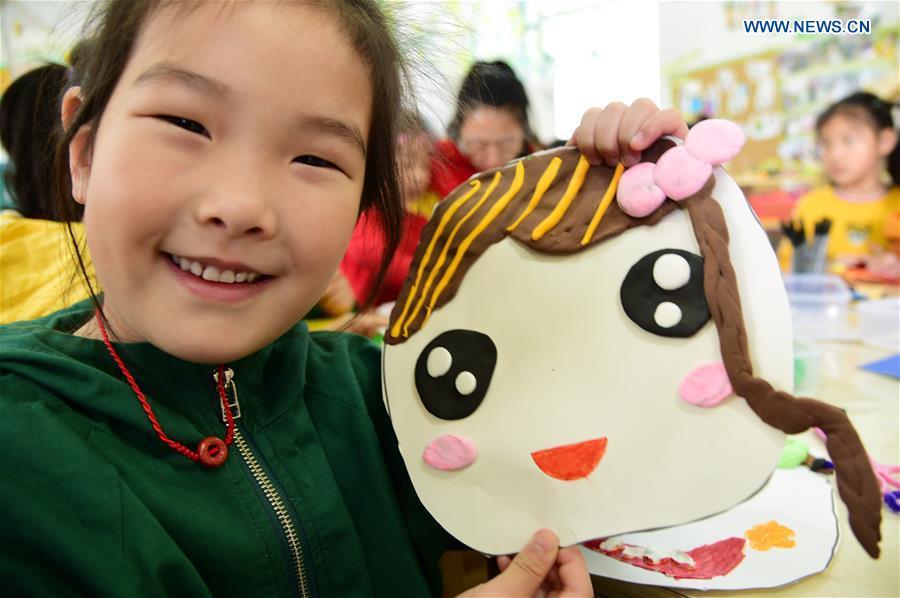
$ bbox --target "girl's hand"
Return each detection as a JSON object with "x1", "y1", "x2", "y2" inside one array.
[
  {"x1": 571, "y1": 99, "x2": 689, "y2": 168},
  {"x1": 459, "y1": 530, "x2": 593, "y2": 598}
]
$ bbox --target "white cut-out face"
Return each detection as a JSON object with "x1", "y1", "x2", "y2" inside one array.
[{"x1": 383, "y1": 168, "x2": 792, "y2": 555}]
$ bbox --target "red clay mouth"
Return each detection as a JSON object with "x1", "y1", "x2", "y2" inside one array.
[{"x1": 531, "y1": 437, "x2": 608, "y2": 481}]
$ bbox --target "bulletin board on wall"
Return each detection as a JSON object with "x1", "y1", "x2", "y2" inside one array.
[
  {"x1": 670, "y1": 26, "x2": 899, "y2": 190},
  {"x1": 672, "y1": 51, "x2": 783, "y2": 186}
]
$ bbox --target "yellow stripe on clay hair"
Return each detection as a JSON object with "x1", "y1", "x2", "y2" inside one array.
[
  {"x1": 531, "y1": 154, "x2": 591, "y2": 240},
  {"x1": 581, "y1": 162, "x2": 625, "y2": 246},
  {"x1": 507, "y1": 157, "x2": 562, "y2": 232},
  {"x1": 424, "y1": 161, "x2": 526, "y2": 327},
  {"x1": 390, "y1": 180, "x2": 482, "y2": 339},
  {"x1": 402, "y1": 172, "x2": 503, "y2": 337}
]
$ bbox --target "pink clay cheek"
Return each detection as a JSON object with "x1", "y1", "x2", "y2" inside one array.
[
  {"x1": 679, "y1": 362, "x2": 733, "y2": 407},
  {"x1": 423, "y1": 434, "x2": 478, "y2": 471},
  {"x1": 653, "y1": 146, "x2": 713, "y2": 200},
  {"x1": 617, "y1": 162, "x2": 666, "y2": 217}
]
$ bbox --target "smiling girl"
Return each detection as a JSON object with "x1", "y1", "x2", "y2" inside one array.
[{"x1": 0, "y1": 1, "x2": 687, "y2": 595}]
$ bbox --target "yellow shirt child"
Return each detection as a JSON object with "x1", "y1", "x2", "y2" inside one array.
[{"x1": 793, "y1": 186, "x2": 900, "y2": 259}]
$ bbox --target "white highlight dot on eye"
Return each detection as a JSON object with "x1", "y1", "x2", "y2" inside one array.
[
  {"x1": 426, "y1": 347, "x2": 452, "y2": 377},
  {"x1": 654, "y1": 302, "x2": 682, "y2": 328},
  {"x1": 653, "y1": 253, "x2": 691, "y2": 290},
  {"x1": 455, "y1": 371, "x2": 477, "y2": 395}
]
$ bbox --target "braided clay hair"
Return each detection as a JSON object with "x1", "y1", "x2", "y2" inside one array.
[{"x1": 683, "y1": 179, "x2": 882, "y2": 558}]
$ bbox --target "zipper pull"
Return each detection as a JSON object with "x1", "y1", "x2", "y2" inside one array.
[{"x1": 213, "y1": 367, "x2": 242, "y2": 422}]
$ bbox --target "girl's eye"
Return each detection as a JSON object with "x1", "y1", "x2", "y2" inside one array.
[
  {"x1": 156, "y1": 115, "x2": 209, "y2": 138},
  {"x1": 414, "y1": 329, "x2": 497, "y2": 421},
  {"x1": 293, "y1": 155, "x2": 339, "y2": 170},
  {"x1": 620, "y1": 249, "x2": 710, "y2": 338}
]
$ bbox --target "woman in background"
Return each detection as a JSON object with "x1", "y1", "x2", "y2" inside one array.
[{"x1": 431, "y1": 60, "x2": 540, "y2": 199}]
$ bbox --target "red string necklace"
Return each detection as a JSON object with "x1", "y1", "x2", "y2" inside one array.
[{"x1": 95, "y1": 310, "x2": 235, "y2": 467}]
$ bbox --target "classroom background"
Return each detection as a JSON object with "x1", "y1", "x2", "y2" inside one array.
[
  {"x1": 1, "y1": 1, "x2": 898, "y2": 596},
  {"x1": 2, "y1": 0, "x2": 898, "y2": 225}
]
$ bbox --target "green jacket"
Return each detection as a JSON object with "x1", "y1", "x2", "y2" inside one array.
[{"x1": 0, "y1": 301, "x2": 451, "y2": 597}]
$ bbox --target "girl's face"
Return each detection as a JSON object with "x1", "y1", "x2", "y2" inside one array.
[
  {"x1": 69, "y1": 3, "x2": 372, "y2": 363},
  {"x1": 458, "y1": 106, "x2": 525, "y2": 171},
  {"x1": 818, "y1": 113, "x2": 892, "y2": 189}
]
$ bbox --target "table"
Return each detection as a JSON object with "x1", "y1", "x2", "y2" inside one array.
[
  {"x1": 712, "y1": 335, "x2": 898, "y2": 598},
  {"x1": 591, "y1": 305, "x2": 900, "y2": 597}
]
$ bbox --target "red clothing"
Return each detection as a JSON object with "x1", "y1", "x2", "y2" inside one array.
[
  {"x1": 430, "y1": 139, "x2": 478, "y2": 200},
  {"x1": 340, "y1": 211, "x2": 427, "y2": 306},
  {"x1": 429, "y1": 138, "x2": 538, "y2": 200}
]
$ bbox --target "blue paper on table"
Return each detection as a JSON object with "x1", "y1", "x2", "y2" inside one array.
[{"x1": 859, "y1": 354, "x2": 900, "y2": 379}]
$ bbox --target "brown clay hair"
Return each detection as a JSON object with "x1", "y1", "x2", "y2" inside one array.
[
  {"x1": 683, "y1": 181, "x2": 881, "y2": 558},
  {"x1": 52, "y1": 0, "x2": 410, "y2": 317},
  {"x1": 387, "y1": 146, "x2": 882, "y2": 557}
]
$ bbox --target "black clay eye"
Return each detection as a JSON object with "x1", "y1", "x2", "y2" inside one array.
[
  {"x1": 620, "y1": 249, "x2": 709, "y2": 338},
  {"x1": 414, "y1": 329, "x2": 497, "y2": 420}
]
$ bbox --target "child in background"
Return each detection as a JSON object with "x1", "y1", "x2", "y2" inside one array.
[
  {"x1": 0, "y1": 62, "x2": 98, "y2": 324},
  {"x1": 1, "y1": 63, "x2": 72, "y2": 219},
  {"x1": 0, "y1": 0, "x2": 687, "y2": 595},
  {"x1": 793, "y1": 92, "x2": 900, "y2": 262},
  {"x1": 340, "y1": 114, "x2": 435, "y2": 308},
  {"x1": 303, "y1": 268, "x2": 389, "y2": 338}
]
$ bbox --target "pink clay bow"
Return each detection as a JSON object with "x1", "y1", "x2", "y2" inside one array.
[{"x1": 616, "y1": 119, "x2": 746, "y2": 217}]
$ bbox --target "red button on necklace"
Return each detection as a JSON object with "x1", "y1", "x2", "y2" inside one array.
[{"x1": 95, "y1": 310, "x2": 235, "y2": 467}]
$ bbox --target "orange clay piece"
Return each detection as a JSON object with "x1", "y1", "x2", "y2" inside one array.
[
  {"x1": 744, "y1": 521, "x2": 797, "y2": 551},
  {"x1": 530, "y1": 438, "x2": 608, "y2": 481}
]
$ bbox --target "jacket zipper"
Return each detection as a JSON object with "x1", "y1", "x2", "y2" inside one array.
[{"x1": 215, "y1": 369, "x2": 314, "y2": 598}]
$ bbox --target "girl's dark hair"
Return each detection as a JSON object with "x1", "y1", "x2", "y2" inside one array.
[
  {"x1": 1, "y1": 63, "x2": 72, "y2": 220},
  {"x1": 446, "y1": 60, "x2": 536, "y2": 150},
  {"x1": 816, "y1": 91, "x2": 899, "y2": 186},
  {"x1": 53, "y1": 0, "x2": 409, "y2": 318}
]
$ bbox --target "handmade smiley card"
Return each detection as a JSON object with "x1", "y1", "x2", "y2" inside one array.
[{"x1": 381, "y1": 121, "x2": 882, "y2": 569}]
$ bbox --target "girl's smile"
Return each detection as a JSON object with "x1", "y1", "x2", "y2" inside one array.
[{"x1": 165, "y1": 252, "x2": 273, "y2": 303}]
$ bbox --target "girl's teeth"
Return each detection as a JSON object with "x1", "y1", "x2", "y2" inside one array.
[
  {"x1": 170, "y1": 254, "x2": 260, "y2": 284},
  {"x1": 201, "y1": 266, "x2": 221, "y2": 281}
]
